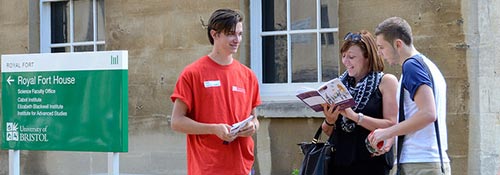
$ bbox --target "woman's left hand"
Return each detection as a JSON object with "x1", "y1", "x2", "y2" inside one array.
[{"x1": 339, "y1": 107, "x2": 356, "y2": 121}]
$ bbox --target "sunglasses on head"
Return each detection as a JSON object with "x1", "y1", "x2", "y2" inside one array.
[{"x1": 344, "y1": 32, "x2": 363, "y2": 43}]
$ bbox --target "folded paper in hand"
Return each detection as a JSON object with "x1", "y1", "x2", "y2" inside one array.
[
  {"x1": 229, "y1": 115, "x2": 255, "y2": 135},
  {"x1": 296, "y1": 78, "x2": 356, "y2": 112},
  {"x1": 223, "y1": 115, "x2": 255, "y2": 144}
]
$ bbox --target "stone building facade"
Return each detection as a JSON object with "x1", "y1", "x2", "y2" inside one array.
[{"x1": 0, "y1": 0, "x2": 499, "y2": 175}]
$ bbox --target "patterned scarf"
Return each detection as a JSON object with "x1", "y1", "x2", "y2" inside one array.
[{"x1": 338, "y1": 71, "x2": 383, "y2": 132}]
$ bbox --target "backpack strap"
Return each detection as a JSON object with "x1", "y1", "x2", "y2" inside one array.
[
  {"x1": 396, "y1": 82, "x2": 406, "y2": 174},
  {"x1": 413, "y1": 57, "x2": 444, "y2": 174}
]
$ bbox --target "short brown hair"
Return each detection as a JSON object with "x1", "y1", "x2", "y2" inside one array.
[
  {"x1": 207, "y1": 9, "x2": 243, "y2": 45},
  {"x1": 374, "y1": 17, "x2": 413, "y2": 46},
  {"x1": 340, "y1": 30, "x2": 384, "y2": 72}
]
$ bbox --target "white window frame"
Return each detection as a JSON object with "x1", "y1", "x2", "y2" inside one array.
[
  {"x1": 40, "y1": 0, "x2": 104, "y2": 53},
  {"x1": 250, "y1": 0, "x2": 339, "y2": 101}
]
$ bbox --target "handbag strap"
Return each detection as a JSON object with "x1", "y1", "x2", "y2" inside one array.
[
  {"x1": 311, "y1": 125, "x2": 323, "y2": 143},
  {"x1": 311, "y1": 124, "x2": 336, "y2": 146},
  {"x1": 397, "y1": 56, "x2": 444, "y2": 174}
]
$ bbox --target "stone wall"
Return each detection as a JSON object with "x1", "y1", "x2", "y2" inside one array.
[
  {"x1": 463, "y1": 0, "x2": 500, "y2": 174},
  {"x1": 0, "y1": 0, "x2": 29, "y2": 54},
  {"x1": 1, "y1": 0, "x2": 498, "y2": 174}
]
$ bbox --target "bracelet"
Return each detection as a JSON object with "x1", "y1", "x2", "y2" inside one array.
[
  {"x1": 357, "y1": 113, "x2": 364, "y2": 125},
  {"x1": 324, "y1": 119, "x2": 335, "y2": 127}
]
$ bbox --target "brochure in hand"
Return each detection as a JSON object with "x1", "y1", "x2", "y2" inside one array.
[
  {"x1": 296, "y1": 78, "x2": 356, "y2": 112},
  {"x1": 223, "y1": 115, "x2": 255, "y2": 144},
  {"x1": 229, "y1": 115, "x2": 255, "y2": 135}
]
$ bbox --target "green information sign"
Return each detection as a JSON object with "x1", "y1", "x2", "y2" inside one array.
[{"x1": 1, "y1": 51, "x2": 128, "y2": 152}]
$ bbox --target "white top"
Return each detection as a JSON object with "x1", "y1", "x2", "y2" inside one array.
[{"x1": 397, "y1": 54, "x2": 450, "y2": 163}]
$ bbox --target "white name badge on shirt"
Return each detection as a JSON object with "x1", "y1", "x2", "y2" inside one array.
[
  {"x1": 204, "y1": 80, "x2": 221, "y2": 88},
  {"x1": 232, "y1": 86, "x2": 246, "y2": 93}
]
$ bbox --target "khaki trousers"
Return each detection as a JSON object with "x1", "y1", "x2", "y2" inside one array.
[{"x1": 392, "y1": 162, "x2": 451, "y2": 175}]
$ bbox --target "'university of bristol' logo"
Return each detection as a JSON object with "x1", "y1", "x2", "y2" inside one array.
[{"x1": 6, "y1": 122, "x2": 19, "y2": 141}]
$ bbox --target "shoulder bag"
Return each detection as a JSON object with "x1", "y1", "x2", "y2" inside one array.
[{"x1": 298, "y1": 125, "x2": 335, "y2": 175}]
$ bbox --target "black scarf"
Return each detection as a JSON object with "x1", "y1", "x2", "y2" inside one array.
[{"x1": 338, "y1": 71, "x2": 383, "y2": 132}]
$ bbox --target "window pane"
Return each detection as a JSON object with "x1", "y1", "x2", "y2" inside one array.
[
  {"x1": 75, "y1": 45, "x2": 94, "y2": 52},
  {"x1": 290, "y1": 0, "x2": 316, "y2": 30},
  {"x1": 97, "y1": 44, "x2": 105, "y2": 51},
  {"x1": 96, "y1": 0, "x2": 105, "y2": 41},
  {"x1": 262, "y1": 35, "x2": 287, "y2": 83},
  {"x1": 51, "y1": 47, "x2": 70, "y2": 53},
  {"x1": 74, "y1": 0, "x2": 93, "y2": 42},
  {"x1": 262, "y1": 0, "x2": 287, "y2": 31},
  {"x1": 51, "y1": 2, "x2": 69, "y2": 44},
  {"x1": 321, "y1": 32, "x2": 339, "y2": 81},
  {"x1": 291, "y1": 33, "x2": 317, "y2": 82},
  {"x1": 320, "y1": 0, "x2": 338, "y2": 28}
]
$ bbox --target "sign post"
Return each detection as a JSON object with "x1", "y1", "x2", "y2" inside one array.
[
  {"x1": 1, "y1": 51, "x2": 128, "y2": 174},
  {"x1": 108, "y1": 152, "x2": 119, "y2": 175},
  {"x1": 8, "y1": 150, "x2": 19, "y2": 175}
]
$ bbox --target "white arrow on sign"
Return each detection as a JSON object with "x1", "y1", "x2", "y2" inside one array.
[{"x1": 7, "y1": 76, "x2": 14, "y2": 85}]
